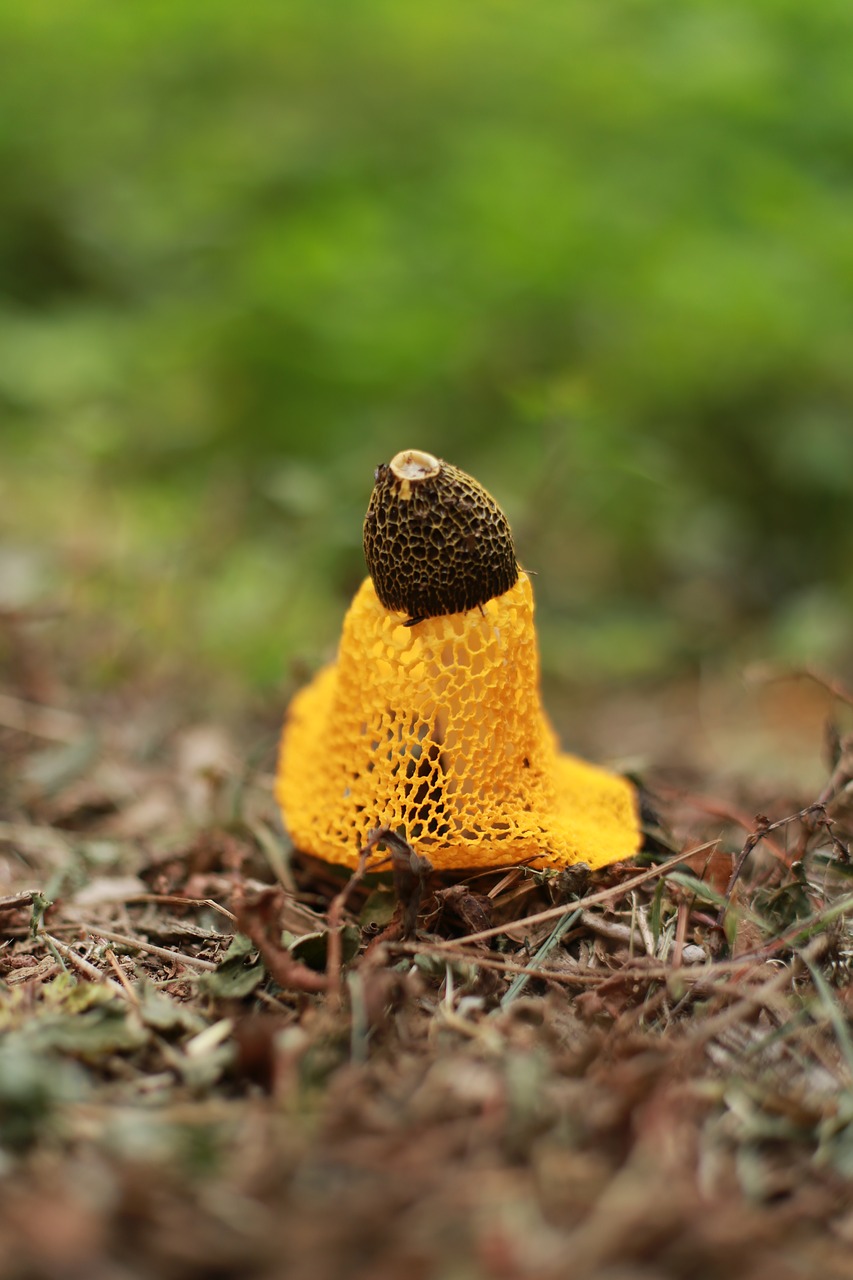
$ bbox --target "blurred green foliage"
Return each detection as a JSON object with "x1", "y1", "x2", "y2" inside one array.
[{"x1": 1, "y1": 0, "x2": 852, "y2": 689}]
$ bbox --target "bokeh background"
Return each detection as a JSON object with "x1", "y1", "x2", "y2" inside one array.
[{"x1": 2, "y1": 1, "x2": 852, "y2": 714}]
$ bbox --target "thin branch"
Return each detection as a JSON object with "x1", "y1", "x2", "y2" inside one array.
[
  {"x1": 325, "y1": 833, "x2": 379, "y2": 1010},
  {"x1": 42, "y1": 933, "x2": 128, "y2": 996},
  {"x1": 233, "y1": 887, "x2": 327, "y2": 993},
  {"x1": 0, "y1": 890, "x2": 36, "y2": 913},
  {"x1": 104, "y1": 948, "x2": 141, "y2": 1003},
  {"x1": 428, "y1": 840, "x2": 719, "y2": 950},
  {"x1": 124, "y1": 894, "x2": 237, "y2": 923},
  {"x1": 80, "y1": 926, "x2": 219, "y2": 971},
  {"x1": 717, "y1": 803, "x2": 841, "y2": 926}
]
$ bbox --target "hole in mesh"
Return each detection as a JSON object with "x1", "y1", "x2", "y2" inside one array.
[
  {"x1": 403, "y1": 741, "x2": 438, "y2": 781},
  {"x1": 411, "y1": 779, "x2": 440, "y2": 806}
]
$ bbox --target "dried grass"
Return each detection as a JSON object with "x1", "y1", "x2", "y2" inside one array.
[{"x1": 2, "y1": 673, "x2": 853, "y2": 1279}]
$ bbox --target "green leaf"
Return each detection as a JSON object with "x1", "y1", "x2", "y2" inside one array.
[
  {"x1": 289, "y1": 926, "x2": 361, "y2": 972},
  {"x1": 198, "y1": 935, "x2": 265, "y2": 999},
  {"x1": 0, "y1": 1041, "x2": 88, "y2": 1152},
  {"x1": 25, "y1": 1005, "x2": 148, "y2": 1062},
  {"x1": 360, "y1": 888, "x2": 398, "y2": 929},
  {"x1": 138, "y1": 986, "x2": 206, "y2": 1035}
]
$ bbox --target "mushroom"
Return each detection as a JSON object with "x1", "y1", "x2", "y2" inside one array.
[{"x1": 276, "y1": 449, "x2": 641, "y2": 871}]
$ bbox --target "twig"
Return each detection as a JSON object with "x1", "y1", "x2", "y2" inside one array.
[
  {"x1": 5, "y1": 955, "x2": 61, "y2": 986},
  {"x1": 80, "y1": 926, "x2": 219, "y2": 971},
  {"x1": 803, "y1": 805, "x2": 851, "y2": 864},
  {"x1": 104, "y1": 948, "x2": 140, "y2": 1003},
  {"x1": 125, "y1": 894, "x2": 237, "y2": 923},
  {"x1": 580, "y1": 910, "x2": 644, "y2": 948},
  {"x1": 325, "y1": 834, "x2": 378, "y2": 1011},
  {"x1": 485, "y1": 867, "x2": 526, "y2": 899},
  {"x1": 234, "y1": 887, "x2": 327, "y2": 993},
  {"x1": 671, "y1": 898, "x2": 689, "y2": 969},
  {"x1": 687, "y1": 937, "x2": 829, "y2": 1052},
  {"x1": 42, "y1": 933, "x2": 127, "y2": 996},
  {"x1": 391, "y1": 929, "x2": 845, "y2": 991},
  {"x1": 633, "y1": 893, "x2": 657, "y2": 958},
  {"x1": 428, "y1": 840, "x2": 719, "y2": 950},
  {"x1": 390, "y1": 939, "x2": 588, "y2": 987},
  {"x1": 671, "y1": 793, "x2": 790, "y2": 866},
  {"x1": 717, "y1": 804, "x2": 837, "y2": 926},
  {"x1": 0, "y1": 891, "x2": 36, "y2": 913}
]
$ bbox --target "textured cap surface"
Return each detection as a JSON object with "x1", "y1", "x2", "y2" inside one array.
[
  {"x1": 363, "y1": 452, "x2": 518, "y2": 621},
  {"x1": 277, "y1": 574, "x2": 640, "y2": 871}
]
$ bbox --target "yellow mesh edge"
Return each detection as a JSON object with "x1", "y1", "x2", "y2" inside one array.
[{"x1": 276, "y1": 575, "x2": 641, "y2": 871}]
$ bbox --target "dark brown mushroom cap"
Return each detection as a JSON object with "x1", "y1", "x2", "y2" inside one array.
[{"x1": 363, "y1": 449, "x2": 519, "y2": 621}]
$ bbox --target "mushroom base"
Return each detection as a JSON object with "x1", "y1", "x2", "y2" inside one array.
[{"x1": 276, "y1": 575, "x2": 641, "y2": 872}]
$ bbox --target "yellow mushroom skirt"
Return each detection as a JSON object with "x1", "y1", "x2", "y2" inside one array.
[{"x1": 277, "y1": 574, "x2": 641, "y2": 872}]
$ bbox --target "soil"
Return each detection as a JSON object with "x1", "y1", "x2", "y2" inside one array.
[{"x1": 2, "y1": 641, "x2": 853, "y2": 1280}]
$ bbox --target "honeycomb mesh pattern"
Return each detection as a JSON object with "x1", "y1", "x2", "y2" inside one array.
[
  {"x1": 276, "y1": 574, "x2": 640, "y2": 871},
  {"x1": 363, "y1": 458, "x2": 518, "y2": 620}
]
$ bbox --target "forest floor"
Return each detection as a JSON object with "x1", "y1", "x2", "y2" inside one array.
[{"x1": 3, "y1": 622, "x2": 853, "y2": 1280}]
